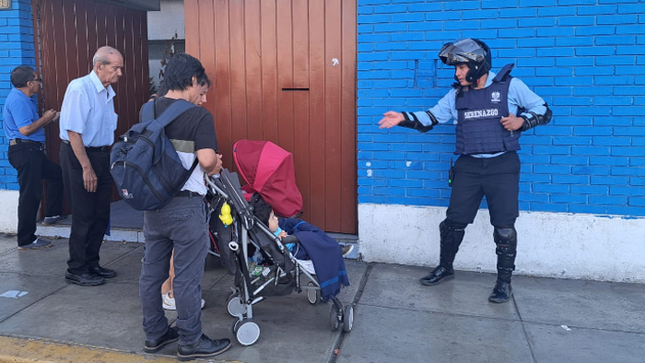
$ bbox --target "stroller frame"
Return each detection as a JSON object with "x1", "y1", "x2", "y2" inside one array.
[{"x1": 205, "y1": 170, "x2": 353, "y2": 346}]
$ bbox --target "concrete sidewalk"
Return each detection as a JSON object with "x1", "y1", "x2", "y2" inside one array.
[{"x1": 0, "y1": 233, "x2": 644, "y2": 363}]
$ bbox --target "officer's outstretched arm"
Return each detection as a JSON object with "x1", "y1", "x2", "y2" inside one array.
[{"x1": 398, "y1": 110, "x2": 439, "y2": 133}]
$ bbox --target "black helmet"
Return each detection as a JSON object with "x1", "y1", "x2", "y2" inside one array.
[{"x1": 438, "y1": 38, "x2": 492, "y2": 84}]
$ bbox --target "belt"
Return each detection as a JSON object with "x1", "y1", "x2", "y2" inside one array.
[
  {"x1": 176, "y1": 190, "x2": 203, "y2": 198},
  {"x1": 62, "y1": 140, "x2": 110, "y2": 153},
  {"x1": 10, "y1": 139, "x2": 44, "y2": 147}
]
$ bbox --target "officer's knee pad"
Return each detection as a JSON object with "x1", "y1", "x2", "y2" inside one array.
[
  {"x1": 440, "y1": 218, "x2": 468, "y2": 232},
  {"x1": 494, "y1": 226, "x2": 517, "y2": 246}
]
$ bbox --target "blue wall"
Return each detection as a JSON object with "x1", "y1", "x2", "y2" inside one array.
[
  {"x1": 357, "y1": 0, "x2": 645, "y2": 217},
  {"x1": 0, "y1": 0, "x2": 35, "y2": 191}
]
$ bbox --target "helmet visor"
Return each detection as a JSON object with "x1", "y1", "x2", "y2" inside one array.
[{"x1": 439, "y1": 38, "x2": 487, "y2": 65}]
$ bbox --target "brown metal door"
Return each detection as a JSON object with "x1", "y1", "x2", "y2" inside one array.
[
  {"x1": 185, "y1": 0, "x2": 357, "y2": 234},
  {"x1": 35, "y1": 0, "x2": 150, "y2": 205}
]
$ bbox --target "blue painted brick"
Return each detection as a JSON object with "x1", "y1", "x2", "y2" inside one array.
[
  {"x1": 462, "y1": 9, "x2": 499, "y2": 19},
  {"x1": 593, "y1": 137, "x2": 631, "y2": 146},
  {"x1": 374, "y1": 5, "x2": 407, "y2": 14},
  {"x1": 407, "y1": 3, "x2": 443, "y2": 12},
  {"x1": 575, "y1": 67, "x2": 614, "y2": 76},
  {"x1": 608, "y1": 206, "x2": 645, "y2": 217},
  {"x1": 616, "y1": 25, "x2": 645, "y2": 34},
  {"x1": 500, "y1": 8, "x2": 537, "y2": 17},
  {"x1": 590, "y1": 195, "x2": 628, "y2": 205},
  {"x1": 520, "y1": 18, "x2": 556, "y2": 28},
  {"x1": 552, "y1": 194, "x2": 586, "y2": 203},
  {"x1": 572, "y1": 166, "x2": 611, "y2": 175},
  {"x1": 537, "y1": 27, "x2": 575, "y2": 37},
  {"x1": 481, "y1": 19, "x2": 517, "y2": 29},
  {"x1": 425, "y1": 11, "x2": 461, "y2": 21},
  {"x1": 597, "y1": 15, "x2": 639, "y2": 24},
  {"x1": 373, "y1": 23, "x2": 407, "y2": 33},
  {"x1": 578, "y1": 5, "x2": 618, "y2": 15},
  {"x1": 444, "y1": 20, "x2": 480, "y2": 30},
  {"x1": 576, "y1": 26, "x2": 616, "y2": 36},
  {"x1": 611, "y1": 166, "x2": 645, "y2": 176},
  {"x1": 556, "y1": 57, "x2": 594, "y2": 66},
  {"x1": 539, "y1": 7, "x2": 576, "y2": 16},
  {"x1": 358, "y1": 15, "x2": 391, "y2": 24},
  {"x1": 618, "y1": 4, "x2": 645, "y2": 14},
  {"x1": 596, "y1": 56, "x2": 635, "y2": 66},
  {"x1": 611, "y1": 186, "x2": 645, "y2": 196},
  {"x1": 616, "y1": 66, "x2": 645, "y2": 75},
  {"x1": 556, "y1": 37, "x2": 594, "y2": 47},
  {"x1": 571, "y1": 185, "x2": 609, "y2": 194},
  {"x1": 444, "y1": 1, "x2": 479, "y2": 10}
]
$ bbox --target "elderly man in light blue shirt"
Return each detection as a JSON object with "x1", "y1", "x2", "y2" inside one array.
[{"x1": 59, "y1": 46, "x2": 123, "y2": 287}]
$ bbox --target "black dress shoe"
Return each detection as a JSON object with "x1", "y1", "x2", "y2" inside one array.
[
  {"x1": 90, "y1": 266, "x2": 117, "y2": 278},
  {"x1": 177, "y1": 334, "x2": 231, "y2": 361},
  {"x1": 65, "y1": 271, "x2": 105, "y2": 286},
  {"x1": 420, "y1": 266, "x2": 454, "y2": 286},
  {"x1": 144, "y1": 326, "x2": 179, "y2": 353},
  {"x1": 488, "y1": 281, "x2": 513, "y2": 303}
]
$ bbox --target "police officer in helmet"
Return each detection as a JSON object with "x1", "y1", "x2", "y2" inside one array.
[{"x1": 379, "y1": 38, "x2": 551, "y2": 303}]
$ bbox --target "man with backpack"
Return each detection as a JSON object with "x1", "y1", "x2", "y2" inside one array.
[
  {"x1": 59, "y1": 46, "x2": 123, "y2": 286},
  {"x1": 137, "y1": 53, "x2": 230, "y2": 360}
]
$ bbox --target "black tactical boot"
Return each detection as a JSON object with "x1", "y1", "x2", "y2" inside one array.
[
  {"x1": 488, "y1": 280, "x2": 513, "y2": 303},
  {"x1": 489, "y1": 226, "x2": 517, "y2": 303},
  {"x1": 419, "y1": 219, "x2": 466, "y2": 286},
  {"x1": 420, "y1": 266, "x2": 454, "y2": 286}
]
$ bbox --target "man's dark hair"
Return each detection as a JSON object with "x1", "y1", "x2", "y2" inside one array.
[
  {"x1": 163, "y1": 53, "x2": 211, "y2": 91},
  {"x1": 10, "y1": 66, "x2": 36, "y2": 88},
  {"x1": 250, "y1": 193, "x2": 272, "y2": 226}
]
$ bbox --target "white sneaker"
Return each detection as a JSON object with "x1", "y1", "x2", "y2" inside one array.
[{"x1": 162, "y1": 292, "x2": 205, "y2": 310}]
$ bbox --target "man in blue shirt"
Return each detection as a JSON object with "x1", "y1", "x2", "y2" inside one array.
[
  {"x1": 59, "y1": 46, "x2": 123, "y2": 286},
  {"x1": 3, "y1": 65, "x2": 65, "y2": 250},
  {"x1": 379, "y1": 39, "x2": 551, "y2": 303}
]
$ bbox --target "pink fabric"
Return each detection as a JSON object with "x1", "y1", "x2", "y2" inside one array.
[{"x1": 233, "y1": 139, "x2": 303, "y2": 217}]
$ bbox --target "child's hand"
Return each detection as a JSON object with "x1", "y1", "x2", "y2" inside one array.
[{"x1": 277, "y1": 231, "x2": 288, "y2": 239}]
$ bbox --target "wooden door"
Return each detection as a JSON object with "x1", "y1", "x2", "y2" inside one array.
[{"x1": 185, "y1": 0, "x2": 357, "y2": 234}]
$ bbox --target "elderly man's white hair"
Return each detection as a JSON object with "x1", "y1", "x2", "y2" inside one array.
[{"x1": 92, "y1": 46, "x2": 122, "y2": 67}]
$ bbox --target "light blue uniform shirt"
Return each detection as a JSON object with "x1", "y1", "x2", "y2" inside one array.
[
  {"x1": 2, "y1": 88, "x2": 46, "y2": 142},
  {"x1": 411, "y1": 70, "x2": 547, "y2": 158},
  {"x1": 59, "y1": 71, "x2": 118, "y2": 147}
]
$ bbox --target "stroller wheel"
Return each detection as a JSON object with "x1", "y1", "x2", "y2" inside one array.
[
  {"x1": 343, "y1": 304, "x2": 354, "y2": 332},
  {"x1": 231, "y1": 318, "x2": 242, "y2": 335},
  {"x1": 307, "y1": 282, "x2": 321, "y2": 305},
  {"x1": 330, "y1": 304, "x2": 340, "y2": 331},
  {"x1": 235, "y1": 319, "x2": 261, "y2": 346},
  {"x1": 227, "y1": 293, "x2": 247, "y2": 317}
]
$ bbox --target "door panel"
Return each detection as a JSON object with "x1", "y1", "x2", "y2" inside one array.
[{"x1": 185, "y1": 0, "x2": 357, "y2": 234}]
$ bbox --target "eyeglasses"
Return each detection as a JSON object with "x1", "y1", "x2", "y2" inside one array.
[{"x1": 30, "y1": 78, "x2": 42, "y2": 83}]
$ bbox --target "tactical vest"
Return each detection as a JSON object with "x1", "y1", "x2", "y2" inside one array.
[{"x1": 454, "y1": 63, "x2": 519, "y2": 155}]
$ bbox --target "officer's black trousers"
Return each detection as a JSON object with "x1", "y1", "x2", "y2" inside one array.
[{"x1": 446, "y1": 151, "x2": 520, "y2": 227}]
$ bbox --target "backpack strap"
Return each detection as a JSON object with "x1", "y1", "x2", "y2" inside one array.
[
  {"x1": 140, "y1": 101, "x2": 155, "y2": 123},
  {"x1": 155, "y1": 99, "x2": 196, "y2": 127}
]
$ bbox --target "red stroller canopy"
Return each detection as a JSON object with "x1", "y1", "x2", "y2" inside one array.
[{"x1": 233, "y1": 139, "x2": 303, "y2": 217}]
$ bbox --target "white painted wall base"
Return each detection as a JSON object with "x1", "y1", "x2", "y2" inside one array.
[
  {"x1": 0, "y1": 190, "x2": 19, "y2": 234},
  {"x1": 358, "y1": 203, "x2": 645, "y2": 283}
]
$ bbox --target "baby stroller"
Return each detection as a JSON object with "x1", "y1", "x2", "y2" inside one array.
[
  {"x1": 206, "y1": 170, "x2": 353, "y2": 346},
  {"x1": 206, "y1": 139, "x2": 301, "y2": 258}
]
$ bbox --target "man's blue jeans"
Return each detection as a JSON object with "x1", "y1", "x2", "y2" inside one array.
[{"x1": 140, "y1": 195, "x2": 209, "y2": 345}]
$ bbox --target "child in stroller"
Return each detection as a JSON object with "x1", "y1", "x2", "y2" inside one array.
[
  {"x1": 249, "y1": 192, "x2": 353, "y2": 288},
  {"x1": 205, "y1": 169, "x2": 354, "y2": 347}
]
